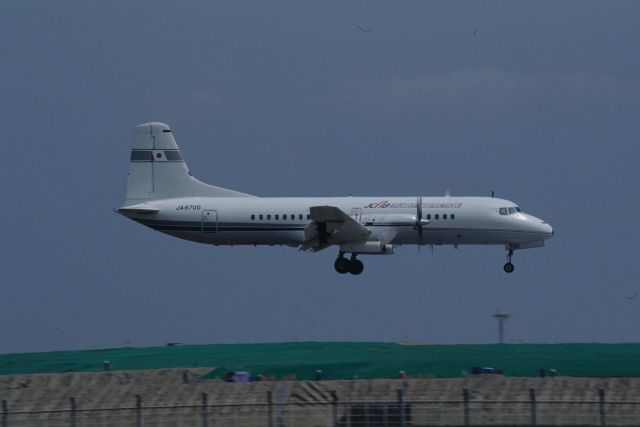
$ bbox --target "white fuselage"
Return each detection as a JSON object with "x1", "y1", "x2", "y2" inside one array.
[
  {"x1": 122, "y1": 196, "x2": 553, "y2": 249},
  {"x1": 119, "y1": 122, "x2": 554, "y2": 274}
]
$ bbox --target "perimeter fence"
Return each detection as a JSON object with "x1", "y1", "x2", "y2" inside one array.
[{"x1": 2, "y1": 387, "x2": 639, "y2": 427}]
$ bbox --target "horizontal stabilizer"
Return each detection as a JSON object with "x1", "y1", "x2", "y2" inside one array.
[{"x1": 117, "y1": 207, "x2": 159, "y2": 214}]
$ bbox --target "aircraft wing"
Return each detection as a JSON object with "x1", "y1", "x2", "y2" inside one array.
[{"x1": 300, "y1": 205, "x2": 370, "y2": 252}]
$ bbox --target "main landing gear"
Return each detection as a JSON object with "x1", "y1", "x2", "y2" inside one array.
[
  {"x1": 335, "y1": 252, "x2": 364, "y2": 275},
  {"x1": 503, "y1": 248, "x2": 515, "y2": 273}
]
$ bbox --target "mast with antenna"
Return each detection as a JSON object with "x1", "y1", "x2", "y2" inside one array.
[{"x1": 493, "y1": 311, "x2": 511, "y2": 344}]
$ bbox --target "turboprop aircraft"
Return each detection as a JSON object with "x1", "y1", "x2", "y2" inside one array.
[{"x1": 117, "y1": 122, "x2": 553, "y2": 275}]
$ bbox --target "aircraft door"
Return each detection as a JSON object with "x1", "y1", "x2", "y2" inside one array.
[
  {"x1": 202, "y1": 210, "x2": 218, "y2": 233},
  {"x1": 351, "y1": 208, "x2": 362, "y2": 222}
]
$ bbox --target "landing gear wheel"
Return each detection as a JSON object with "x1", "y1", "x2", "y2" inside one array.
[
  {"x1": 503, "y1": 262, "x2": 515, "y2": 273},
  {"x1": 502, "y1": 247, "x2": 515, "y2": 273},
  {"x1": 334, "y1": 257, "x2": 350, "y2": 274},
  {"x1": 349, "y1": 259, "x2": 364, "y2": 275}
]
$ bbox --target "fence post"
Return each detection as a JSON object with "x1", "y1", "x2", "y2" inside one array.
[
  {"x1": 2, "y1": 400, "x2": 7, "y2": 427},
  {"x1": 69, "y1": 397, "x2": 76, "y2": 427},
  {"x1": 330, "y1": 390, "x2": 338, "y2": 427},
  {"x1": 463, "y1": 388, "x2": 470, "y2": 427},
  {"x1": 267, "y1": 391, "x2": 273, "y2": 427},
  {"x1": 529, "y1": 388, "x2": 537, "y2": 426},
  {"x1": 397, "y1": 388, "x2": 405, "y2": 427},
  {"x1": 201, "y1": 392, "x2": 208, "y2": 427},
  {"x1": 136, "y1": 394, "x2": 143, "y2": 427},
  {"x1": 599, "y1": 388, "x2": 606, "y2": 427}
]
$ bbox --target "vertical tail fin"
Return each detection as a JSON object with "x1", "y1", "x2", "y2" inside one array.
[{"x1": 124, "y1": 122, "x2": 253, "y2": 206}]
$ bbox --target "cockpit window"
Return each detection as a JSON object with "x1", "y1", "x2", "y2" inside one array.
[{"x1": 500, "y1": 206, "x2": 523, "y2": 215}]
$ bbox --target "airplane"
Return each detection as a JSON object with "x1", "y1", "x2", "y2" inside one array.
[{"x1": 117, "y1": 122, "x2": 554, "y2": 275}]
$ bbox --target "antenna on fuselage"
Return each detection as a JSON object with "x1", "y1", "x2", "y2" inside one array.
[{"x1": 491, "y1": 191, "x2": 495, "y2": 198}]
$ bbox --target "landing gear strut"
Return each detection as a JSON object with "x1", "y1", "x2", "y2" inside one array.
[
  {"x1": 503, "y1": 248, "x2": 515, "y2": 273},
  {"x1": 334, "y1": 252, "x2": 364, "y2": 275}
]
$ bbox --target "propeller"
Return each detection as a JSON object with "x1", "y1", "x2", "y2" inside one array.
[{"x1": 413, "y1": 196, "x2": 429, "y2": 247}]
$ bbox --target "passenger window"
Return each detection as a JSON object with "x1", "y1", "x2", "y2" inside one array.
[
  {"x1": 435, "y1": 214, "x2": 439, "y2": 220},
  {"x1": 426, "y1": 214, "x2": 431, "y2": 220},
  {"x1": 291, "y1": 214, "x2": 295, "y2": 220},
  {"x1": 283, "y1": 214, "x2": 287, "y2": 220},
  {"x1": 275, "y1": 214, "x2": 279, "y2": 220},
  {"x1": 443, "y1": 214, "x2": 447, "y2": 220},
  {"x1": 499, "y1": 208, "x2": 507, "y2": 215},
  {"x1": 267, "y1": 214, "x2": 271, "y2": 220},
  {"x1": 299, "y1": 214, "x2": 303, "y2": 220},
  {"x1": 451, "y1": 214, "x2": 455, "y2": 220},
  {"x1": 251, "y1": 214, "x2": 255, "y2": 220},
  {"x1": 259, "y1": 214, "x2": 263, "y2": 220},
  {"x1": 508, "y1": 207, "x2": 516, "y2": 214},
  {"x1": 307, "y1": 214, "x2": 311, "y2": 220}
]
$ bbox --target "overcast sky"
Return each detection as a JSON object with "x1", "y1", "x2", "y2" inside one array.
[{"x1": 2, "y1": 1, "x2": 640, "y2": 353}]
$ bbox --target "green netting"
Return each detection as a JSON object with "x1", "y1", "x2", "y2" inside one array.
[{"x1": 0, "y1": 342, "x2": 639, "y2": 379}]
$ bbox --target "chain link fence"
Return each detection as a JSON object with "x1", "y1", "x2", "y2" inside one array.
[{"x1": 2, "y1": 387, "x2": 639, "y2": 426}]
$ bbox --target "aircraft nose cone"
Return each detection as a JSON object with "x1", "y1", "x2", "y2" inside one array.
[{"x1": 524, "y1": 214, "x2": 553, "y2": 239}]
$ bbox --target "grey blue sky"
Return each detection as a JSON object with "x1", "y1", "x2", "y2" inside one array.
[{"x1": 1, "y1": 1, "x2": 639, "y2": 353}]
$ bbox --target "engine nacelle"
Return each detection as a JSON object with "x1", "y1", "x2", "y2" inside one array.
[
  {"x1": 361, "y1": 213, "x2": 428, "y2": 227},
  {"x1": 339, "y1": 241, "x2": 394, "y2": 255}
]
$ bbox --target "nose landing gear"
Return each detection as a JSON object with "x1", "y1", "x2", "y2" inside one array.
[
  {"x1": 334, "y1": 252, "x2": 364, "y2": 275},
  {"x1": 503, "y1": 248, "x2": 515, "y2": 273}
]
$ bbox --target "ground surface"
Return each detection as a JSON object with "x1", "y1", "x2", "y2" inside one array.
[{"x1": 1, "y1": 342, "x2": 639, "y2": 379}]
